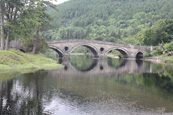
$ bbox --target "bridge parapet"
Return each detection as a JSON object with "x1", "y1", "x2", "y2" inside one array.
[{"x1": 47, "y1": 40, "x2": 148, "y2": 50}]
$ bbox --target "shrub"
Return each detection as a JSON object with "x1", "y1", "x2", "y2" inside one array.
[
  {"x1": 153, "y1": 46, "x2": 163, "y2": 56},
  {"x1": 164, "y1": 41, "x2": 173, "y2": 51},
  {"x1": 23, "y1": 36, "x2": 48, "y2": 54}
]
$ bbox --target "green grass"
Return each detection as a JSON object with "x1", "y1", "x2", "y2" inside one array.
[
  {"x1": 0, "y1": 49, "x2": 63, "y2": 71},
  {"x1": 162, "y1": 56, "x2": 173, "y2": 64},
  {"x1": 147, "y1": 55, "x2": 173, "y2": 65},
  {"x1": 155, "y1": 55, "x2": 173, "y2": 62}
]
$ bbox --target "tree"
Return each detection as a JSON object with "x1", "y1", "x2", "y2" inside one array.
[
  {"x1": 0, "y1": 0, "x2": 58, "y2": 52},
  {"x1": 1, "y1": 0, "x2": 33, "y2": 50},
  {"x1": 143, "y1": 29, "x2": 157, "y2": 46},
  {"x1": 0, "y1": 0, "x2": 5, "y2": 50},
  {"x1": 42, "y1": 0, "x2": 173, "y2": 45},
  {"x1": 137, "y1": 19, "x2": 173, "y2": 46},
  {"x1": 29, "y1": 1, "x2": 59, "y2": 54},
  {"x1": 4, "y1": 0, "x2": 24, "y2": 50}
]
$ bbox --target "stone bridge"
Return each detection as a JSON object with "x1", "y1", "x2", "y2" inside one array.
[{"x1": 47, "y1": 40, "x2": 151, "y2": 59}]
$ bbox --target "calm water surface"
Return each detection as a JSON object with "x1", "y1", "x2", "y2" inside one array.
[{"x1": 0, "y1": 56, "x2": 173, "y2": 115}]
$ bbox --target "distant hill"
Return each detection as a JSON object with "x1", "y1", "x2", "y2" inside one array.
[{"x1": 43, "y1": 0, "x2": 173, "y2": 44}]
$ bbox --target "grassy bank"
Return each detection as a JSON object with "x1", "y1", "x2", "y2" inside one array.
[
  {"x1": 0, "y1": 50, "x2": 63, "y2": 71},
  {"x1": 145, "y1": 55, "x2": 173, "y2": 64},
  {"x1": 158, "y1": 55, "x2": 173, "y2": 64},
  {"x1": 163, "y1": 56, "x2": 173, "y2": 62}
]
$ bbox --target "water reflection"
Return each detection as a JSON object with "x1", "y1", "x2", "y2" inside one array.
[
  {"x1": 0, "y1": 56, "x2": 173, "y2": 115},
  {"x1": 70, "y1": 56, "x2": 98, "y2": 72},
  {"x1": 136, "y1": 59, "x2": 144, "y2": 67},
  {"x1": 106, "y1": 57, "x2": 127, "y2": 69},
  {"x1": 59, "y1": 56, "x2": 151, "y2": 76}
]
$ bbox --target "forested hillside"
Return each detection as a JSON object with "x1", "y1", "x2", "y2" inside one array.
[{"x1": 44, "y1": 0, "x2": 173, "y2": 45}]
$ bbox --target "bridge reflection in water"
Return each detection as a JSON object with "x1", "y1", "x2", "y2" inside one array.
[{"x1": 54, "y1": 56, "x2": 153, "y2": 77}]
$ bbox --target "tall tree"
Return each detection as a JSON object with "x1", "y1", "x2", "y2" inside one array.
[
  {"x1": 0, "y1": 0, "x2": 4, "y2": 50},
  {"x1": 1, "y1": 0, "x2": 58, "y2": 52},
  {"x1": 3, "y1": 0, "x2": 26, "y2": 50},
  {"x1": 30, "y1": 1, "x2": 59, "y2": 54},
  {"x1": 2, "y1": 0, "x2": 38, "y2": 50}
]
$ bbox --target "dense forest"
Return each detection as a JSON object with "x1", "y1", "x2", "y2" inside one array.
[{"x1": 44, "y1": 0, "x2": 173, "y2": 46}]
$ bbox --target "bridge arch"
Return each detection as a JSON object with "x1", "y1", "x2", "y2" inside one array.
[
  {"x1": 70, "y1": 43, "x2": 99, "y2": 58},
  {"x1": 49, "y1": 46, "x2": 63, "y2": 59},
  {"x1": 136, "y1": 52, "x2": 144, "y2": 59},
  {"x1": 105, "y1": 48, "x2": 129, "y2": 58}
]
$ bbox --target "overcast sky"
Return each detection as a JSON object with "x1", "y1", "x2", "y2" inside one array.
[{"x1": 52, "y1": 0, "x2": 69, "y2": 5}]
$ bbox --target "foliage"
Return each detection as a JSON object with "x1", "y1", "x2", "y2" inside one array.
[
  {"x1": 43, "y1": 0, "x2": 173, "y2": 45},
  {"x1": 137, "y1": 19, "x2": 173, "y2": 46},
  {"x1": 71, "y1": 46, "x2": 91, "y2": 54},
  {"x1": 106, "y1": 50, "x2": 123, "y2": 58},
  {"x1": 0, "y1": 0, "x2": 58, "y2": 52},
  {"x1": 144, "y1": 52, "x2": 153, "y2": 58},
  {"x1": 0, "y1": 0, "x2": 42, "y2": 50},
  {"x1": 144, "y1": 47, "x2": 153, "y2": 58},
  {"x1": 153, "y1": 46, "x2": 164, "y2": 56},
  {"x1": 163, "y1": 56, "x2": 173, "y2": 62},
  {"x1": 45, "y1": 49, "x2": 60, "y2": 60},
  {"x1": 23, "y1": 36, "x2": 48, "y2": 54},
  {"x1": 122, "y1": 37, "x2": 141, "y2": 45},
  {"x1": 164, "y1": 41, "x2": 173, "y2": 51}
]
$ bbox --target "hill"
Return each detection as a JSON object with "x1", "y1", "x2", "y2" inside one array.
[{"x1": 43, "y1": 0, "x2": 173, "y2": 45}]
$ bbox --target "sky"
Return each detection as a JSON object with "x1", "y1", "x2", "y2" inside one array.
[{"x1": 51, "y1": 0, "x2": 69, "y2": 5}]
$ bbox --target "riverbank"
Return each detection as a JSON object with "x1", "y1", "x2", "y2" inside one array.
[
  {"x1": 107, "y1": 53, "x2": 173, "y2": 64},
  {"x1": 145, "y1": 56, "x2": 173, "y2": 64},
  {"x1": 0, "y1": 50, "x2": 63, "y2": 71}
]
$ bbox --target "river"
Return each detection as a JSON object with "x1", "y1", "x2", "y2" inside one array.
[{"x1": 0, "y1": 56, "x2": 173, "y2": 115}]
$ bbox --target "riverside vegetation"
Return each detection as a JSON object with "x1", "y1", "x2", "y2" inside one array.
[{"x1": 0, "y1": 50, "x2": 62, "y2": 71}]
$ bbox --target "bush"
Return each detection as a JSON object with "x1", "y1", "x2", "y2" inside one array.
[
  {"x1": 23, "y1": 36, "x2": 48, "y2": 54},
  {"x1": 144, "y1": 48, "x2": 153, "y2": 58},
  {"x1": 164, "y1": 41, "x2": 173, "y2": 51},
  {"x1": 153, "y1": 46, "x2": 163, "y2": 56}
]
